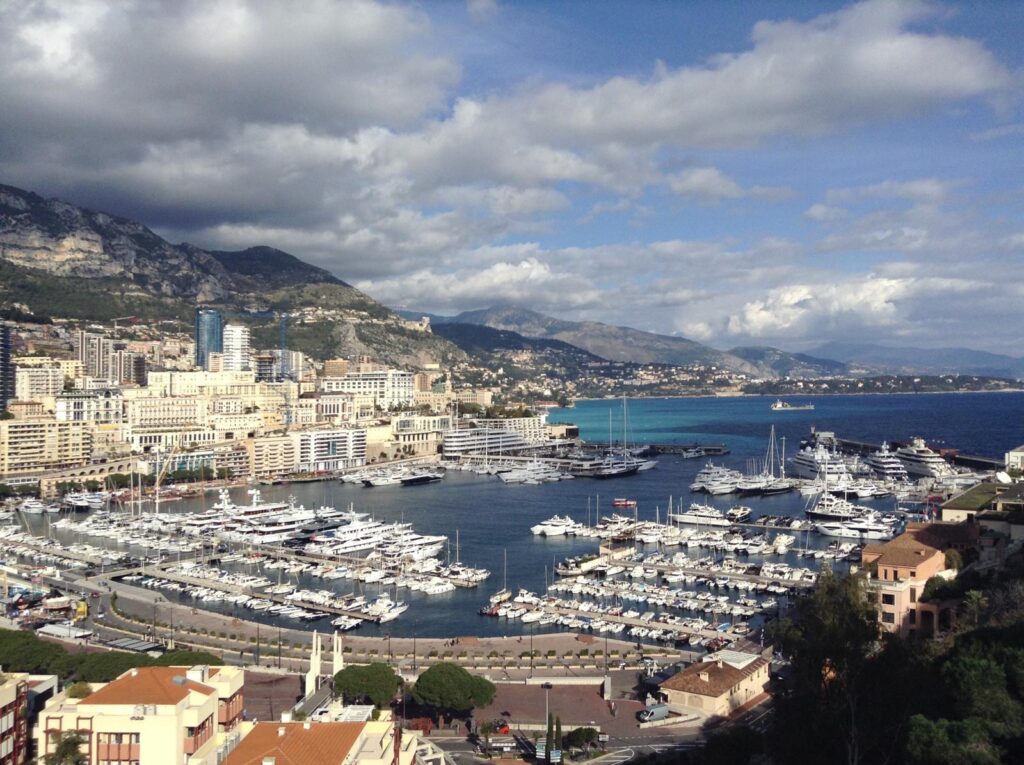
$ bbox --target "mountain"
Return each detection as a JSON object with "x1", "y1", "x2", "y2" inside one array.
[
  {"x1": 449, "y1": 305, "x2": 761, "y2": 371},
  {"x1": 0, "y1": 183, "x2": 462, "y2": 367},
  {"x1": 809, "y1": 341, "x2": 1024, "y2": 378},
  {"x1": 444, "y1": 305, "x2": 844, "y2": 378},
  {"x1": 728, "y1": 346, "x2": 847, "y2": 378}
]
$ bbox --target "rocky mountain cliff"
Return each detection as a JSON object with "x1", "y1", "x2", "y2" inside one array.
[{"x1": 0, "y1": 183, "x2": 461, "y2": 367}]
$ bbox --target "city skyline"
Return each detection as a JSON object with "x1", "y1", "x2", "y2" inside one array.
[{"x1": 1, "y1": 1, "x2": 1022, "y2": 353}]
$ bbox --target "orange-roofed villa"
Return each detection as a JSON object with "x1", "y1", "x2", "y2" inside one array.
[
  {"x1": 861, "y1": 523, "x2": 963, "y2": 639},
  {"x1": 36, "y1": 665, "x2": 244, "y2": 765},
  {"x1": 221, "y1": 719, "x2": 421, "y2": 765}
]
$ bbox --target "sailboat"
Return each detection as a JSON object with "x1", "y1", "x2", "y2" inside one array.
[
  {"x1": 593, "y1": 398, "x2": 648, "y2": 478},
  {"x1": 489, "y1": 549, "x2": 511, "y2": 605}
]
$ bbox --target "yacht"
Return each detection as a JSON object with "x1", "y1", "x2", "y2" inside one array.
[
  {"x1": 725, "y1": 506, "x2": 753, "y2": 523},
  {"x1": 804, "y1": 493, "x2": 870, "y2": 522},
  {"x1": 814, "y1": 516, "x2": 896, "y2": 541},
  {"x1": 18, "y1": 499, "x2": 48, "y2": 515},
  {"x1": 530, "y1": 515, "x2": 582, "y2": 536},
  {"x1": 400, "y1": 469, "x2": 444, "y2": 486},
  {"x1": 894, "y1": 438, "x2": 955, "y2": 478},
  {"x1": 690, "y1": 463, "x2": 742, "y2": 493},
  {"x1": 668, "y1": 503, "x2": 731, "y2": 527},
  {"x1": 864, "y1": 443, "x2": 910, "y2": 482},
  {"x1": 790, "y1": 445, "x2": 851, "y2": 481}
]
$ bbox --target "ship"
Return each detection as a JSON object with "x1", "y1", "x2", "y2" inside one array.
[{"x1": 770, "y1": 399, "x2": 815, "y2": 411}]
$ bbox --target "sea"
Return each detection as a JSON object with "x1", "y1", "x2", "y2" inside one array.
[{"x1": 38, "y1": 392, "x2": 1024, "y2": 639}]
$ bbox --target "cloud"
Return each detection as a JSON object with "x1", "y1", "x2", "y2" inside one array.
[
  {"x1": 970, "y1": 123, "x2": 1024, "y2": 142},
  {"x1": 805, "y1": 203, "x2": 847, "y2": 222},
  {"x1": 826, "y1": 178, "x2": 956, "y2": 203},
  {"x1": 668, "y1": 167, "x2": 792, "y2": 202},
  {"x1": 467, "y1": 0, "x2": 499, "y2": 22}
]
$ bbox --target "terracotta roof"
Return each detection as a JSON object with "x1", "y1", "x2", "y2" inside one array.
[
  {"x1": 83, "y1": 667, "x2": 215, "y2": 706},
  {"x1": 660, "y1": 657, "x2": 768, "y2": 698},
  {"x1": 862, "y1": 527, "x2": 950, "y2": 569},
  {"x1": 222, "y1": 722, "x2": 364, "y2": 765}
]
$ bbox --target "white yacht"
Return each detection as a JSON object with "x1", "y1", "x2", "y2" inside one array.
[
  {"x1": 864, "y1": 443, "x2": 910, "y2": 482},
  {"x1": 805, "y1": 492, "x2": 869, "y2": 522},
  {"x1": 815, "y1": 516, "x2": 896, "y2": 541},
  {"x1": 668, "y1": 503, "x2": 731, "y2": 527},
  {"x1": 530, "y1": 515, "x2": 582, "y2": 536},
  {"x1": 790, "y1": 445, "x2": 851, "y2": 481},
  {"x1": 895, "y1": 438, "x2": 955, "y2": 478},
  {"x1": 690, "y1": 463, "x2": 742, "y2": 493}
]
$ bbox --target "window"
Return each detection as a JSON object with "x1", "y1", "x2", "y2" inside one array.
[
  {"x1": 882, "y1": 593, "x2": 895, "y2": 605},
  {"x1": 910, "y1": 570, "x2": 916, "y2": 578},
  {"x1": 882, "y1": 612, "x2": 895, "y2": 624},
  {"x1": 910, "y1": 588, "x2": 917, "y2": 603},
  {"x1": 909, "y1": 610, "x2": 916, "y2": 625}
]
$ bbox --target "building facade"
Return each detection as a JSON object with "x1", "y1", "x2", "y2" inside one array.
[
  {"x1": 221, "y1": 325, "x2": 251, "y2": 372},
  {"x1": 295, "y1": 428, "x2": 367, "y2": 472},
  {"x1": 14, "y1": 366, "x2": 63, "y2": 402},
  {"x1": 658, "y1": 654, "x2": 769, "y2": 718},
  {"x1": 0, "y1": 418, "x2": 94, "y2": 477},
  {"x1": 36, "y1": 665, "x2": 244, "y2": 765},
  {"x1": 1, "y1": 325, "x2": 15, "y2": 411},
  {"x1": 323, "y1": 370, "x2": 415, "y2": 409},
  {"x1": 194, "y1": 309, "x2": 223, "y2": 370},
  {"x1": 441, "y1": 427, "x2": 528, "y2": 456}
]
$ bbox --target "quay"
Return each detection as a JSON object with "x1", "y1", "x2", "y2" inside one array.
[
  {"x1": 831, "y1": 436, "x2": 1003, "y2": 472},
  {"x1": 127, "y1": 562, "x2": 383, "y2": 624},
  {"x1": 646, "y1": 443, "x2": 730, "y2": 456}
]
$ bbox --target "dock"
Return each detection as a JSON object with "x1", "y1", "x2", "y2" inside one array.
[{"x1": 834, "y1": 437, "x2": 1003, "y2": 471}]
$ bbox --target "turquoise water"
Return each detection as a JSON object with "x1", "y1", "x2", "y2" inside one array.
[{"x1": 550, "y1": 392, "x2": 1024, "y2": 459}]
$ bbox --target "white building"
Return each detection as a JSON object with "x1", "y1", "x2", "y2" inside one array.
[
  {"x1": 1007, "y1": 445, "x2": 1024, "y2": 472},
  {"x1": 442, "y1": 426, "x2": 528, "y2": 456},
  {"x1": 15, "y1": 365, "x2": 64, "y2": 401},
  {"x1": 222, "y1": 324, "x2": 251, "y2": 372},
  {"x1": 55, "y1": 388, "x2": 124, "y2": 424},
  {"x1": 471, "y1": 413, "x2": 549, "y2": 444},
  {"x1": 295, "y1": 428, "x2": 367, "y2": 472},
  {"x1": 323, "y1": 369, "x2": 415, "y2": 409}
]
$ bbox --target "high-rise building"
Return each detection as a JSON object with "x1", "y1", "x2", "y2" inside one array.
[
  {"x1": 194, "y1": 308, "x2": 223, "y2": 369},
  {"x1": 222, "y1": 324, "x2": 251, "y2": 371},
  {"x1": 0, "y1": 324, "x2": 13, "y2": 411}
]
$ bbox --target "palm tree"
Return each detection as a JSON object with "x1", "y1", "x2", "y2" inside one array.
[
  {"x1": 45, "y1": 732, "x2": 87, "y2": 765},
  {"x1": 963, "y1": 590, "x2": 988, "y2": 628}
]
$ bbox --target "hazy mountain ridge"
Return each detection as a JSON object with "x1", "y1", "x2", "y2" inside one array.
[{"x1": 810, "y1": 341, "x2": 1024, "y2": 378}]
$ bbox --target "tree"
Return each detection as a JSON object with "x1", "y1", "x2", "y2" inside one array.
[
  {"x1": 563, "y1": 727, "x2": 599, "y2": 750},
  {"x1": 334, "y1": 663, "x2": 401, "y2": 708},
  {"x1": 544, "y1": 712, "x2": 553, "y2": 763},
  {"x1": 412, "y1": 663, "x2": 495, "y2": 718},
  {"x1": 905, "y1": 716, "x2": 1001, "y2": 765},
  {"x1": 65, "y1": 681, "x2": 92, "y2": 699},
  {"x1": 963, "y1": 590, "x2": 988, "y2": 628},
  {"x1": 702, "y1": 725, "x2": 763, "y2": 765},
  {"x1": 554, "y1": 716, "x2": 561, "y2": 755},
  {"x1": 945, "y1": 549, "x2": 963, "y2": 571},
  {"x1": 45, "y1": 732, "x2": 87, "y2": 765},
  {"x1": 479, "y1": 720, "x2": 496, "y2": 749}
]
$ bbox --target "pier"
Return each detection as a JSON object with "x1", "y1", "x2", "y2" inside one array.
[{"x1": 833, "y1": 437, "x2": 1003, "y2": 471}]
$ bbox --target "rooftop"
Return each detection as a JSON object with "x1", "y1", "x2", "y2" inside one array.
[
  {"x1": 221, "y1": 721, "x2": 364, "y2": 765},
  {"x1": 82, "y1": 666, "x2": 215, "y2": 706},
  {"x1": 942, "y1": 483, "x2": 1000, "y2": 513},
  {"x1": 660, "y1": 657, "x2": 768, "y2": 698}
]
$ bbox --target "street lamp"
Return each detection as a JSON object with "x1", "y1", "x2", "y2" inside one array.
[{"x1": 542, "y1": 682, "x2": 553, "y2": 725}]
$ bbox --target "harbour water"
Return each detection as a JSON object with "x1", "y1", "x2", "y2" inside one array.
[{"x1": 32, "y1": 392, "x2": 1024, "y2": 639}]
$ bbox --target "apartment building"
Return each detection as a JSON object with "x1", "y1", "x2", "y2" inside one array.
[
  {"x1": 0, "y1": 325, "x2": 13, "y2": 411},
  {"x1": 247, "y1": 434, "x2": 300, "y2": 476},
  {"x1": 392, "y1": 414, "x2": 452, "y2": 456},
  {"x1": 56, "y1": 389, "x2": 124, "y2": 424},
  {"x1": 37, "y1": 665, "x2": 244, "y2": 765},
  {"x1": 222, "y1": 325, "x2": 251, "y2": 372},
  {"x1": 194, "y1": 308, "x2": 223, "y2": 370},
  {"x1": 14, "y1": 366, "x2": 63, "y2": 402},
  {"x1": 295, "y1": 428, "x2": 367, "y2": 472},
  {"x1": 0, "y1": 673, "x2": 29, "y2": 765},
  {"x1": 0, "y1": 418, "x2": 93, "y2": 477},
  {"x1": 323, "y1": 370, "x2": 415, "y2": 409}
]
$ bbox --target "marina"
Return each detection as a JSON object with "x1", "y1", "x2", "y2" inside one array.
[{"x1": 3, "y1": 392, "x2": 1021, "y2": 644}]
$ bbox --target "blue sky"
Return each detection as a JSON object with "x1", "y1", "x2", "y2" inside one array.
[{"x1": 1, "y1": 0, "x2": 1022, "y2": 353}]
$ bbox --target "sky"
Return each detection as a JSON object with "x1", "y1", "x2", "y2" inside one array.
[{"x1": 1, "y1": 0, "x2": 1022, "y2": 354}]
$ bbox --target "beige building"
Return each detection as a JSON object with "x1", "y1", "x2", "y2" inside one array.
[
  {"x1": 0, "y1": 417, "x2": 93, "y2": 477},
  {"x1": 391, "y1": 414, "x2": 452, "y2": 456},
  {"x1": 247, "y1": 434, "x2": 299, "y2": 476},
  {"x1": 222, "y1": 719, "x2": 418, "y2": 765},
  {"x1": 14, "y1": 366, "x2": 63, "y2": 402},
  {"x1": 658, "y1": 653, "x2": 769, "y2": 718},
  {"x1": 323, "y1": 358, "x2": 350, "y2": 378},
  {"x1": 37, "y1": 665, "x2": 245, "y2": 765},
  {"x1": 861, "y1": 524, "x2": 963, "y2": 638}
]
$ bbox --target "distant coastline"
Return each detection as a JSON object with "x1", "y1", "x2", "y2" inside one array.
[{"x1": 566, "y1": 388, "x2": 1024, "y2": 404}]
